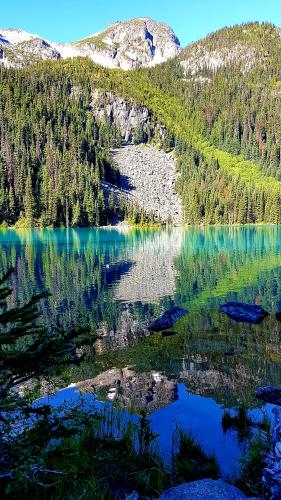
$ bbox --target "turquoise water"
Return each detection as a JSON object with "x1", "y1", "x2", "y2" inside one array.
[{"x1": 1, "y1": 225, "x2": 281, "y2": 477}]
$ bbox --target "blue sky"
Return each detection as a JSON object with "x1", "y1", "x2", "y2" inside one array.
[{"x1": 1, "y1": 0, "x2": 281, "y2": 46}]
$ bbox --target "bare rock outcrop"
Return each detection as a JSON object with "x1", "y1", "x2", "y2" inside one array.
[
  {"x1": 158, "y1": 479, "x2": 248, "y2": 500},
  {"x1": 70, "y1": 18, "x2": 181, "y2": 70},
  {"x1": 148, "y1": 306, "x2": 188, "y2": 331},
  {"x1": 91, "y1": 90, "x2": 154, "y2": 143}
]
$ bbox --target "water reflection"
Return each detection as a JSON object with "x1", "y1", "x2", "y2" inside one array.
[
  {"x1": 1, "y1": 226, "x2": 281, "y2": 400},
  {"x1": 1, "y1": 225, "x2": 281, "y2": 476},
  {"x1": 113, "y1": 228, "x2": 183, "y2": 302}
]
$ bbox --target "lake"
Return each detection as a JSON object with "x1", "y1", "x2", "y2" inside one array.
[{"x1": 1, "y1": 225, "x2": 281, "y2": 478}]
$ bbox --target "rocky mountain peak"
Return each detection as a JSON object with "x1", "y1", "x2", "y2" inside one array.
[
  {"x1": 0, "y1": 18, "x2": 181, "y2": 69},
  {"x1": 72, "y1": 17, "x2": 181, "y2": 69},
  {"x1": 0, "y1": 28, "x2": 40, "y2": 44}
]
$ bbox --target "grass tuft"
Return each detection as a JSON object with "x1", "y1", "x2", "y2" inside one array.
[
  {"x1": 173, "y1": 428, "x2": 220, "y2": 484},
  {"x1": 222, "y1": 406, "x2": 252, "y2": 440},
  {"x1": 236, "y1": 433, "x2": 270, "y2": 497}
]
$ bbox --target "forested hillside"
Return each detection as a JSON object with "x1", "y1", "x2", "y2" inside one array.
[
  {"x1": 120, "y1": 22, "x2": 281, "y2": 224},
  {"x1": 1, "y1": 22, "x2": 281, "y2": 226},
  {"x1": 177, "y1": 23, "x2": 281, "y2": 179},
  {"x1": 0, "y1": 63, "x2": 123, "y2": 226}
]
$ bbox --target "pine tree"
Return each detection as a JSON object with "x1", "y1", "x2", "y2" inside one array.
[
  {"x1": 72, "y1": 200, "x2": 82, "y2": 226},
  {"x1": 0, "y1": 268, "x2": 96, "y2": 484},
  {"x1": 24, "y1": 175, "x2": 35, "y2": 226},
  {"x1": 8, "y1": 187, "x2": 15, "y2": 223}
]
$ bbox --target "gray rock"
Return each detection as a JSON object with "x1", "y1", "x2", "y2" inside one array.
[
  {"x1": 91, "y1": 91, "x2": 153, "y2": 144},
  {"x1": 159, "y1": 479, "x2": 247, "y2": 499},
  {"x1": 70, "y1": 18, "x2": 181, "y2": 70},
  {"x1": 148, "y1": 306, "x2": 189, "y2": 332},
  {"x1": 219, "y1": 302, "x2": 269, "y2": 324},
  {"x1": 256, "y1": 387, "x2": 281, "y2": 406},
  {"x1": 108, "y1": 145, "x2": 184, "y2": 225},
  {"x1": 262, "y1": 407, "x2": 281, "y2": 499}
]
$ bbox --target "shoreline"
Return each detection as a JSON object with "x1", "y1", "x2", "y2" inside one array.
[{"x1": 0, "y1": 221, "x2": 280, "y2": 231}]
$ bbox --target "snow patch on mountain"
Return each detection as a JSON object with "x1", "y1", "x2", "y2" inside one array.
[
  {"x1": 0, "y1": 28, "x2": 39, "y2": 44},
  {"x1": 0, "y1": 18, "x2": 181, "y2": 69}
]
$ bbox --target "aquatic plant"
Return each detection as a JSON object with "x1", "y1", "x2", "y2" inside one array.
[
  {"x1": 259, "y1": 412, "x2": 271, "y2": 434},
  {"x1": 236, "y1": 433, "x2": 270, "y2": 497},
  {"x1": 222, "y1": 406, "x2": 252, "y2": 440},
  {"x1": 172, "y1": 427, "x2": 219, "y2": 484},
  {"x1": 3, "y1": 402, "x2": 168, "y2": 499}
]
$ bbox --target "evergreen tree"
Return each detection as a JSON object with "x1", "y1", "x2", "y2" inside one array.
[
  {"x1": 24, "y1": 175, "x2": 35, "y2": 226},
  {"x1": 0, "y1": 268, "x2": 96, "y2": 482}
]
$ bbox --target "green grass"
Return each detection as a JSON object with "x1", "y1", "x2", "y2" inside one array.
[
  {"x1": 74, "y1": 27, "x2": 118, "y2": 50},
  {"x1": 236, "y1": 433, "x2": 270, "y2": 497},
  {"x1": 4, "y1": 405, "x2": 168, "y2": 499},
  {"x1": 222, "y1": 406, "x2": 252, "y2": 441},
  {"x1": 173, "y1": 428, "x2": 220, "y2": 484}
]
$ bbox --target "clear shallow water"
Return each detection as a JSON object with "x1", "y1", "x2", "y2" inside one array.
[{"x1": 1, "y1": 225, "x2": 281, "y2": 477}]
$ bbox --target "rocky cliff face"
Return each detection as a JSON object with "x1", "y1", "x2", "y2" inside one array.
[
  {"x1": 90, "y1": 91, "x2": 183, "y2": 225},
  {"x1": 180, "y1": 40, "x2": 256, "y2": 75},
  {"x1": 91, "y1": 90, "x2": 154, "y2": 143},
  {"x1": 0, "y1": 18, "x2": 181, "y2": 69},
  {"x1": 71, "y1": 18, "x2": 181, "y2": 70},
  {"x1": 0, "y1": 28, "x2": 61, "y2": 66}
]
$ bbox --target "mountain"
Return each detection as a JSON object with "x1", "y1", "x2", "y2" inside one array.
[
  {"x1": 178, "y1": 21, "x2": 281, "y2": 74},
  {"x1": 0, "y1": 28, "x2": 61, "y2": 66},
  {"x1": 172, "y1": 22, "x2": 281, "y2": 178},
  {"x1": 0, "y1": 18, "x2": 181, "y2": 69},
  {"x1": 1, "y1": 21, "x2": 281, "y2": 228},
  {"x1": 144, "y1": 22, "x2": 281, "y2": 222}
]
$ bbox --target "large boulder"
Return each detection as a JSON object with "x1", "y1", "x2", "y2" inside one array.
[
  {"x1": 219, "y1": 302, "x2": 269, "y2": 324},
  {"x1": 256, "y1": 387, "x2": 281, "y2": 406},
  {"x1": 158, "y1": 479, "x2": 247, "y2": 499},
  {"x1": 148, "y1": 306, "x2": 188, "y2": 332}
]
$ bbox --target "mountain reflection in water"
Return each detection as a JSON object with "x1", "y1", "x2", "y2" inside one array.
[{"x1": 1, "y1": 225, "x2": 281, "y2": 477}]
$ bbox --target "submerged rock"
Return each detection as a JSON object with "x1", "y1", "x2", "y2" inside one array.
[
  {"x1": 219, "y1": 302, "x2": 269, "y2": 324},
  {"x1": 158, "y1": 479, "x2": 247, "y2": 499},
  {"x1": 256, "y1": 387, "x2": 281, "y2": 406},
  {"x1": 148, "y1": 306, "x2": 188, "y2": 332}
]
